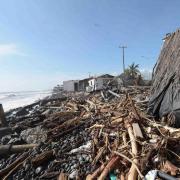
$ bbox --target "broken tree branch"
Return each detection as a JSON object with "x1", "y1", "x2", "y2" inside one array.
[
  {"x1": 108, "y1": 90, "x2": 120, "y2": 98},
  {"x1": 114, "y1": 151, "x2": 144, "y2": 179},
  {"x1": 3, "y1": 155, "x2": 30, "y2": 180},
  {"x1": 98, "y1": 155, "x2": 120, "y2": 180},
  {"x1": 86, "y1": 163, "x2": 105, "y2": 180},
  {"x1": 126, "y1": 122, "x2": 139, "y2": 180}
]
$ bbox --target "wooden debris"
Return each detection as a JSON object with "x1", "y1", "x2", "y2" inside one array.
[
  {"x1": 86, "y1": 164, "x2": 105, "y2": 180},
  {"x1": 132, "y1": 123, "x2": 143, "y2": 139},
  {"x1": 111, "y1": 117, "x2": 123, "y2": 125},
  {"x1": 0, "y1": 86, "x2": 179, "y2": 179},
  {"x1": 0, "y1": 152, "x2": 29, "y2": 177},
  {"x1": 162, "y1": 160, "x2": 179, "y2": 176},
  {"x1": 2, "y1": 155, "x2": 30, "y2": 180},
  {"x1": 98, "y1": 156, "x2": 120, "y2": 180},
  {"x1": 0, "y1": 144, "x2": 38, "y2": 155},
  {"x1": 125, "y1": 122, "x2": 138, "y2": 180},
  {"x1": 114, "y1": 151, "x2": 144, "y2": 179},
  {"x1": 92, "y1": 146, "x2": 106, "y2": 165},
  {"x1": 108, "y1": 90, "x2": 121, "y2": 98},
  {"x1": 31, "y1": 150, "x2": 55, "y2": 167}
]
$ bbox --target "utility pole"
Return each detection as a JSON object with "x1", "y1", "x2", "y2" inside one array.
[
  {"x1": 88, "y1": 72, "x2": 91, "y2": 78},
  {"x1": 119, "y1": 46, "x2": 127, "y2": 73}
]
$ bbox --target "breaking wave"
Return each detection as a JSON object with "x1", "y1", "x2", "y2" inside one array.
[
  {"x1": 0, "y1": 93, "x2": 16, "y2": 100},
  {"x1": 0, "y1": 90, "x2": 52, "y2": 112}
]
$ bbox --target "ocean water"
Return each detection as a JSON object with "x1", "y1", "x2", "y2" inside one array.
[{"x1": 0, "y1": 90, "x2": 52, "y2": 112}]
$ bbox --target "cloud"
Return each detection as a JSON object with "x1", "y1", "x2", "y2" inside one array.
[{"x1": 0, "y1": 43, "x2": 26, "y2": 56}]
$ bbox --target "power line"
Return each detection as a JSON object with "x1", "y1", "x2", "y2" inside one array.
[{"x1": 119, "y1": 46, "x2": 127, "y2": 73}]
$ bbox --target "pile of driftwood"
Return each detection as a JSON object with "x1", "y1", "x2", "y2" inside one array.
[{"x1": 0, "y1": 87, "x2": 179, "y2": 179}]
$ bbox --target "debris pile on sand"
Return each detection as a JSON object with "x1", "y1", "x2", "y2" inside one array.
[{"x1": 0, "y1": 86, "x2": 179, "y2": 179}]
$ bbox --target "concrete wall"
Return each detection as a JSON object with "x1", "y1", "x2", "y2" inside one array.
[{"x1": 63, "y1": 80, "x2": 79, "y2": 91}]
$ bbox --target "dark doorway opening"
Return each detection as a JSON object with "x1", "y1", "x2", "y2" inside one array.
[{"x1": 74, "y1": 82, "x2": 78, "y2": 91}]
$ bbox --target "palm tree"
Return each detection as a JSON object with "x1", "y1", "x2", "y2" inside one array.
[
  {"x1": 124, "y1": 68, "x2": 131, "y2": 75},
  {"x1": 128, "y1": 62, "x2": 140, "y2": 78}
]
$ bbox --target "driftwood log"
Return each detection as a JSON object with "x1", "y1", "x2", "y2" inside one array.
[{"x1": 0, "y1": 144, "x2": 38, "y2": 155}]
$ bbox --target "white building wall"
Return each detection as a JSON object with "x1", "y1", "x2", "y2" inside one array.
[
  {"x1": 95, "y1": 78, "x2": 104, "y2": 90},
  {"x1": 63, "y1": 80, "x2": 78, "y2": 91},
  {"x1": 87, "y1": 79, "x2": 95, "y2": 91}
]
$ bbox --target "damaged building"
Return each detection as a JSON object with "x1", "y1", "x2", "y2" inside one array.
[
  {"x1": 63, "y1": 74, "x2": 114, "y2": 92},
  {"x1": 86, "y1": 74, "x2": 114, "y2": 92},
  {"x1": 63, "y1": 80, "x2": 79, "y2": 92}
]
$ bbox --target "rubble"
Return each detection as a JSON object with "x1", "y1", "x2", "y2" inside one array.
[{"x1": 0, "y1": 86, "x2": 179, "y2": 179}]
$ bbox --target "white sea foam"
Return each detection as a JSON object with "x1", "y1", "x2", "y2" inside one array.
[{"x1": 0, "y1": 90, "x2": 52, "y2": 112}]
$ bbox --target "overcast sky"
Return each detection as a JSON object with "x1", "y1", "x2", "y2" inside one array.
[{"x1": 0, "y1": 0, "x2": 180, "y2": 91}]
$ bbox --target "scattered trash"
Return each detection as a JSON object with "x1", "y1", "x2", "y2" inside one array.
[{"x1": 0, "y1": 82, "x2": 179, "y2": 179}]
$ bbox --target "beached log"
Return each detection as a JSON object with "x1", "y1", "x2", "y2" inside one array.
[
  {"x1": 0, "y1": 104, "x2": 7, "y2": 127},
  {"x1": 0, "y1": 144, "x2": 38, "y2": 155}
]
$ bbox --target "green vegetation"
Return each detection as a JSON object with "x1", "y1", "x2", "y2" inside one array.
[{"x1": 124, "y1": 62, "x2": 140, "y2": 79}]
